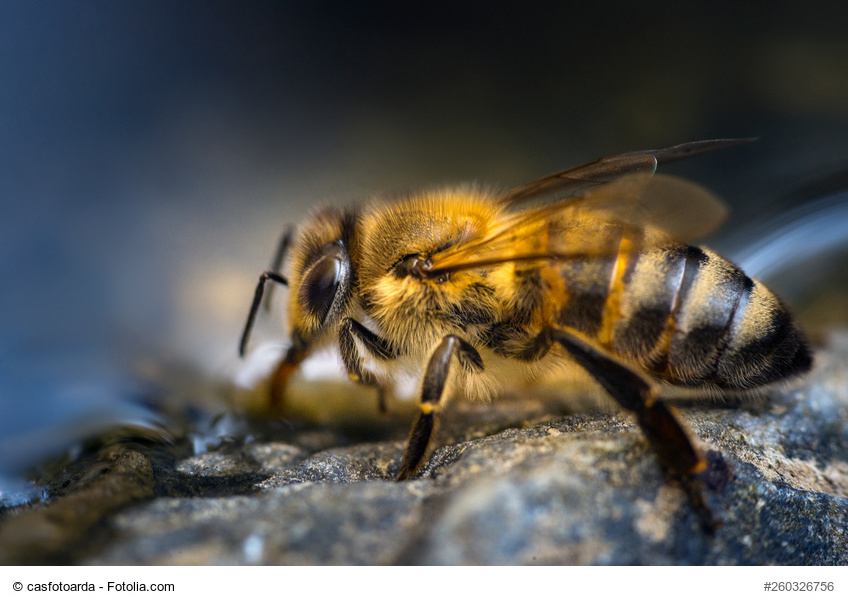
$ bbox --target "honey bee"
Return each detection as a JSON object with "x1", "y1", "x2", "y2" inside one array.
[{"x1": 238, "y1": 139, "x2": 812, "y2": 522}]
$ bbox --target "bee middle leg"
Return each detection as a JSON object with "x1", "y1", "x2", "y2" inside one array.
[{"x1": 396, "y1": 335, "x2": 484, "y2": 481}]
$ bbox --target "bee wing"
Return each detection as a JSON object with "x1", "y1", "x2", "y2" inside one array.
[
  {"x1": 500, "y1": 138, "x2": 755, "y2": 208},
  {"x1": 428, "y1": 173, "x2": 729, "y2": 276},
  {"x1": 573, "y1": 172, "x2": 729, "y2": 241}
]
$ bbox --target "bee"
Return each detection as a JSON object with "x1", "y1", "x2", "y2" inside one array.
[{"x1": 238, "y1": 139, "x2": 812, "y2": 522}]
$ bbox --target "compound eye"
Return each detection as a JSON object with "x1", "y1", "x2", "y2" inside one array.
[{"x1": 300, "y1": 254, "x2": 343, "y2": 325}]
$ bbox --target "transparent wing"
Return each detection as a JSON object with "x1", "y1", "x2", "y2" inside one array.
[
  {"x1": 426, "y1": 173, "x2": 729, "y2": 276},
  {"x1": 499, "y1": 138, "x2": 755, "y2": 209},
  {"x1": 570, "y1": 173, "x2": 729, "y2": 241}
]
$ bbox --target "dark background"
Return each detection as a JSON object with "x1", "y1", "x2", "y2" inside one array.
[{"x1": 2, "y1": 1, "x2": 848, "y2": 483}]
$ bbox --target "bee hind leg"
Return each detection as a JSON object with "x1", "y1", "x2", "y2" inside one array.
[
  {"x1": 547, "y1": 327, "x2": 722, "y2": 532},
  {"x1": 396, "y1": 335, "x2": 483, "y2": 481}
]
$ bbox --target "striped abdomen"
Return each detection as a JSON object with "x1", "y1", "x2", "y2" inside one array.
[{"x1": 555, "y1": 227, "x2": 812, "y2": 389}]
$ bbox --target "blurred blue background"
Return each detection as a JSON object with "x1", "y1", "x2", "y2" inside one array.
[{"x1": 2, "y1": 1, "x2": 848, "y2": 488}]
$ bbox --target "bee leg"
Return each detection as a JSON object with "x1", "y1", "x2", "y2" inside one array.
[
  {"x1": 547, "y1": 327, "x2": 719, "y2": 532},
  {"x1": 350, "y1": 368, "x2": 389, "y2": 414},
  {"x1": 375, "y1": 383, "x2": 388, "y2": 414},
  {"x1": 361, "y1": 372, "x2": 389, "y2": 414},
  {"x1": 397, "y1": 335, "x2": 484, "y2": 481},
  {"x1": 268, "y1": 339, "x2": 310, "y2": 413},
  {"x1": 397, "y1": 408, "x2": 437, "y2": 482},
  {"x1": 339, "y1": 318, "x2": 398, "y2": 413}
]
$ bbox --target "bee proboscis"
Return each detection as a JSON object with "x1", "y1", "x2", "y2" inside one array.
[{"x1": 238, "y1": 139, "x2": 812, "y2": 527}]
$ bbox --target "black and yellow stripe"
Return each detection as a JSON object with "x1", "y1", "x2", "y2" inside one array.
[{"x1": 551, "y1": 230, "x2": 811, "y2": 389}]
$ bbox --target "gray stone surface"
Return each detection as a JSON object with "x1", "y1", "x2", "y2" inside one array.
[{"x1": 2, "y1": 334, "x2": 848, "y2": 565}]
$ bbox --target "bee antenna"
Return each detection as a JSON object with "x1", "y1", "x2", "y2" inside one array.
[
  {"x1": 239, "y1": 271, "x2": 289, "y2": 357},
  {"x1": 263, "y1": 225, "x2": 295, "y2": 312}
]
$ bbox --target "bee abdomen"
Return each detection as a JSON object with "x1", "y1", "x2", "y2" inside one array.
[
  {"x1": 710, "y1": 275, "x2": 812, "y2": 388},
  {"x1": 609, "y1": 243, "x2": 811, "y2": 388}
]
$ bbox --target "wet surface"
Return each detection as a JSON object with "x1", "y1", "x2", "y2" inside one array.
[{"x1": 2, "y1": 334, "x2": 847, "y2": 565}]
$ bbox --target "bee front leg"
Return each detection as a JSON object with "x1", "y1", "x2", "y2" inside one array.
[
  {"x1": 269, "y1": 340, "x2": 309, "y2": 412},
  {"x1": 547, "y1": 327, "x2": 721, "y2": 531},
  {"x1": 397, "y1": 335, "x2": 484, "y2": 481},
  {"x1": 339, "y1": 318, "x2": 397, "y2": 413}
]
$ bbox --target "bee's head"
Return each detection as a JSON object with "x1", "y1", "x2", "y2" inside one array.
[{"x1": 235, "y1": 208, "x2": 355, "y2": 409}]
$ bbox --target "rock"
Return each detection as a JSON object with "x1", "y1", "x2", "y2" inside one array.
[
  {"x1": 0, "y1": 450, "x2": 154, "y2": 565},
  {"x1": 2, "y1": 334, "x2": 848, "y2": 565}
]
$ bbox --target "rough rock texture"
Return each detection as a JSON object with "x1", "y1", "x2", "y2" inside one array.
[{"x1": 2, "y1": 334, "x2": 848, "y2": 565}]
